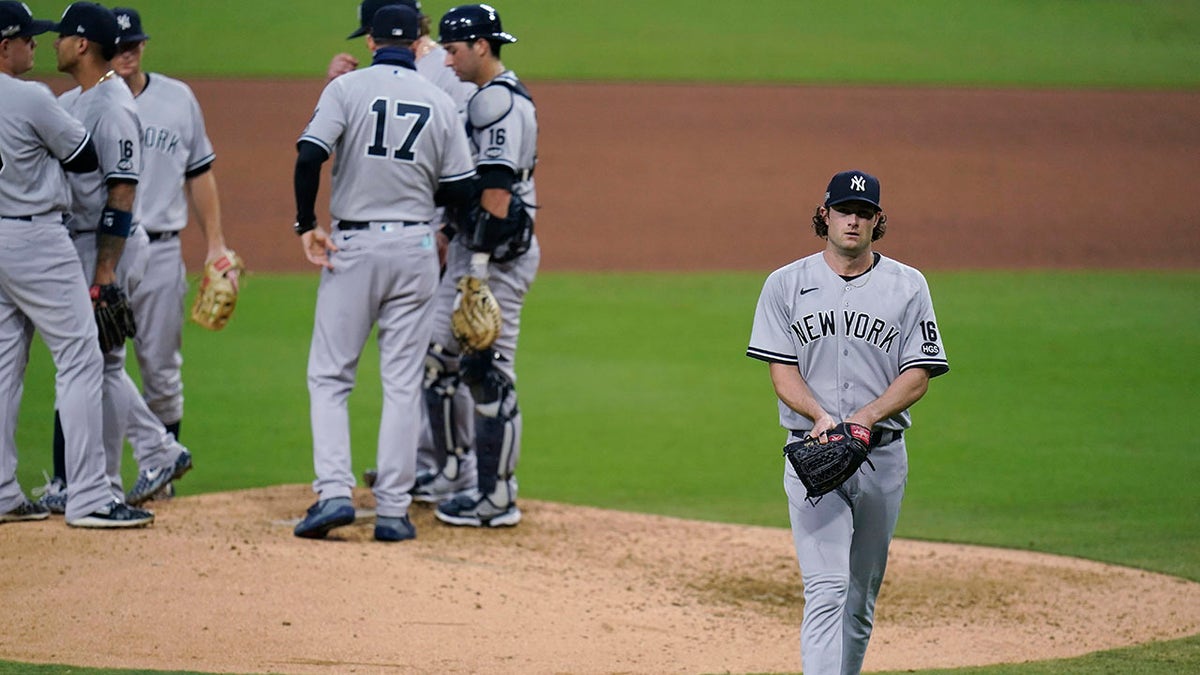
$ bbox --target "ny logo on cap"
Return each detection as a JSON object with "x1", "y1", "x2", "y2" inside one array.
[
  {"x1": 116, "y1": 13, "x2": 131, "y2": 30},
  {"x1": 850, "y1": 175, "x2": 866, "y2": 192}
]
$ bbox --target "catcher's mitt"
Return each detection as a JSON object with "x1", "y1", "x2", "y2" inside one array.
[
  {"x1": 91, "y1": 283, "x2": 136, "y2": 353},
  {"x1": 191, "y1": 249, "x2": 244, "y2": 331},
  {"x1": 783, "y1": 422, "x2": 875, "y2": 501},
  {"x1": 450, "y1": 275, "x2": 502, "y2": 352}
]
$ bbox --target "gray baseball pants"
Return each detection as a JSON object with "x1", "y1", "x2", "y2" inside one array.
[
  {"x1": 785, "y1": 437, "x2": 907, "y2": 675},
  {"x1": 308, "y1": 224, "x2": 439, "y2": 518},
  {"x1": 0, "y1": 217, "x2": 111, "y2": 520}
]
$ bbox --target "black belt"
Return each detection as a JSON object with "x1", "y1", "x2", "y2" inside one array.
[
  {"x1": 147, "y1": 230, "x2": 179, "y2": 242},
  {"x1": 2, "y1": 214, "x2": 64, "y2": 222},
  {"x1": 790, "y1": 428, "x2": 903, "y2": 448},
  {"x1": 337, "y1": 220, "x2": 423, "y2": 230}
]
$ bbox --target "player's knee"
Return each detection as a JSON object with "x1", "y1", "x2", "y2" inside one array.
[
  {"x1": 801, "y1": 572, "x2": 849, "y2": 609},
  {"x1": 424, "y1": 343, "x2": 460, "y2": 395},
  {"x1": 461, "y1": 349, "x2": 517, "y2": 419}
]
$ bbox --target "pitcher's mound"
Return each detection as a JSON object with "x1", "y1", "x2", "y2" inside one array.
[{"x1": 2, "y1": 484, "x2": 1198, "y2": 674}]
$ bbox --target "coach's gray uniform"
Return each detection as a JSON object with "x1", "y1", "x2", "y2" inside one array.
[
  {"x1": 0, "y1": 74, "x2": 111, "y2": 520},
  {"x1": 300, "y1": 51, "x2": 475, "y2": 517},
  {"x1": 127, "y1": 72, "x2": 214, "y2": 430},
  {"x1": 747, "y1": 252, "x2": 948, "y2": 674},
  {"x1": 59, "y1": 77, "x2": 175, "y2": 498}
]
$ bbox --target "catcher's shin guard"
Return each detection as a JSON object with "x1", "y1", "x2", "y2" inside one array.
[
  {"x1": 424, "y1": 344, "x2": 474, "y2": 472},
  {"x1": 461, "y1": 350, "x2": 520, "y2": 496}
]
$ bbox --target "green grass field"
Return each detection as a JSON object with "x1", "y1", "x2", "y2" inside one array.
[
  {"x1": 23, "y1": 0, "x2": 1200, "y2": 87},
  {"x1": 18, "y1": 271, "x2": 1200, "y2": 579},
  {"x1": 9, "y1": 271, "x2": 1200, "y2": 673},
  {"x1": 8, "y1": 0, "x2": 1199, "y2": 673}
]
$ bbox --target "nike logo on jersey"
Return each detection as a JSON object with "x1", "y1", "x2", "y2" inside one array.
[{"x1": 799, "y1": 287, "x2": 819, "y2": 295}]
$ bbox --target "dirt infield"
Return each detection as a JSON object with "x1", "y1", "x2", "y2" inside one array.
[
  {"x1": 166, "y1": 79, "x2": 1200, "y2": 274},
  {"x1": 3, "y1": 485, "x2": 1200, "y2": 674},
  {"x1": 8, "y1": 80, "x2": 1197, "y2": 674}
]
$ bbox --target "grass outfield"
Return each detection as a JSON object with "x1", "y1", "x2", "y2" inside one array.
[
  {"x1": 14, "y1": 270, "x2": 1199, "y2": 580},
  {"x1": 7, "y1": 270, "x2": 1200, "y2": 673},
  {"x1": 22, "y1": 0, "x2": 1200, "y2": 87}
]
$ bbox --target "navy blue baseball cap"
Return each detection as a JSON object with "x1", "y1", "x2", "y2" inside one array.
[
  {"x1": 53, "y1": 2, "x2": 119, "y2": 49},
  {"x1": 824, "y1": 170, "x2": 882, "y2": 209},
  {"x1": 0, "y1": 1, "x2": 56, "y2": 39},
  {"x1": 112, "y1": 7, "x2": 149, "y2": 43},
  {"x1": 349, "y1": 0, "x2": 421, "y2": 39},
  {"x1": 371, "y1": 4, "x2": 420, "y2": 40}
]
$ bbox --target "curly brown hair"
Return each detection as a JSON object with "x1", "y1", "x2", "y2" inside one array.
[{"x1": 811, "y1": 206, "x2": 888, "y2": 241}]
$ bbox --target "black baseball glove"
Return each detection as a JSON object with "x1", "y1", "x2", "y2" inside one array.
[
  {"x1": 783, "y1": 422, "x2": 875, "y2": 501},
  {"x1": 91, "y1": 283, "x2": 137, "y2": 352}
]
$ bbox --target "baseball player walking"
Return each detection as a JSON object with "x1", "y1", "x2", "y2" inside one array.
[
  {"x1": 747, "y1": 170, "x2": 949, "y2": 673},
  {"x1": 431, "y1": 3, "x2": 540, "y2": 528},
  {"x1": 330, "y1": 0, "x2": 479, "y2": 495},
  {"x1": 0, "y1": 0, "x2": 148, "y2": 528},
  {"x1": 292, "y1": 4, "x2": 475, "y2": 541}
]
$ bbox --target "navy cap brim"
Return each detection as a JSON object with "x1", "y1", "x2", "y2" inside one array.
[
  {"x1": 826, "y1": 196, "x2": 882, "y2": 209},
  {"x1": 347, "y1": 26, "x2": 368, "y2": 39},
  {"x1": 19, "y1": 18, "x2": 56, "y2": 37},
  {"x1": 120, "y1": 32, "x2": 149, "y2": 42}
]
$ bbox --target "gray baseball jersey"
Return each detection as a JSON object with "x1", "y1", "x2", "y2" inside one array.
[
  {"x1": 58, "y1": 76, "x2": 141, "y2": 234},
  {"x1": 466, "y1": 70, "x2": 537, "y2": 217},
  {"x1": 300, "y1": 64, "x2": 474, "y2": 223},
  {"x1": 130, "y1": 73, "x2": 214, "y2": 234},
  {"x1": 299, "y1": 55, "x2": 474, "y2": 518},
  {"x1": 0, "y1": 74, "x2": 112, "y2": 521},
  {"x1": 747, "y1": 252, "x2": 948, "y2": 431},
  {"x1": 747, "y1": 250, "x2": 948, "y2": 674},
  {"x1": 0, "y1": 78, "x2": 83, "y2": 215}
]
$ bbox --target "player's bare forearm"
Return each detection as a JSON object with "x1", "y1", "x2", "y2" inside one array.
[
  {"x1": 106, "y1": 181, "x2": 136, "y2": 212},
  {"x1": 186, "y1": 170, "x2": 227, "y2": 260},
  {"x1": 848, "y1": 367, "x2": 930, "y2": 429},
  {"x1": 769, "y1": 362, "x2": 836, "y2": 435},
  {"x1": 480, "y1": 187, "x2": 511, "y2": 219},
  {"x1": 93, "y1": 233, "x2": 126, "y2": 285},
  {"x1": 93, "y1": 182, "x2": 136, "y2": 285}
]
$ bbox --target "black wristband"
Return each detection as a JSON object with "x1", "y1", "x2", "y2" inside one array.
[
  {"x1": 293, "y1": 220, "x2": 315, "y2": 236},
  {"x1": 99, "y1": 207, "x2": 133, "y2": 237}
]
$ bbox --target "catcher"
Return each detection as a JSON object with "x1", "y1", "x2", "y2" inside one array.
[{"x1": 746, "y1": 170, "x2": 949, "y2": 674}]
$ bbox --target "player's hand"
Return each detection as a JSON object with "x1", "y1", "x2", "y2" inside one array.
[
  {"x1": 809, "y1": 413, "x2": 838, "y2": 443},
  {"x1": 414, "y1": 35, "x2": 435, "y2": 60},
  {"x1": 301, "y1": 228, "x2": 338, "y2": 270},
  {"x1": 206, "y1": 246, "x2": 241, "y2": 293},
  {"x1": 327, "y1": 53, "x2": 358, "y2": 81},
  {"x1": 436, "y1": 229, "x2": 450, "y2": 269}
]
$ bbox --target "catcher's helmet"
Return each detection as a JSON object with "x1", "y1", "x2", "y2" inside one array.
[{"x1": 438, "y1": 4, "x2": 516, "y2": 44}]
